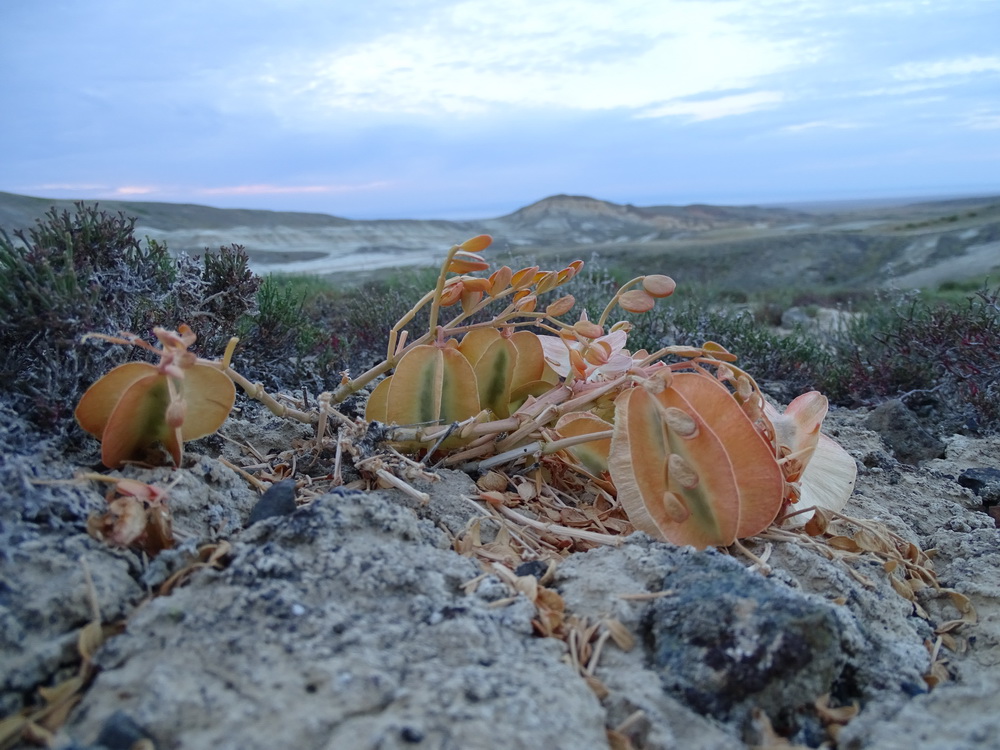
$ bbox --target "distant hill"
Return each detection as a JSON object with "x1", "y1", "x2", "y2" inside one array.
[
  {"x1": 0, "y1": 190, "x2": 351, "y2": 233},
  {"x1": 2, "y1": 190, "x2": 999, "y2": 290},
  {"x1": 482, "y1": 194, "x2": 806, "y2": 245},
  {"x1": 0, "y1": 191, "x2": 811, "y2": 272}
]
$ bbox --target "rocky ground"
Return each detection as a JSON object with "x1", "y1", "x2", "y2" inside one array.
[{"x1": 2, "y1": 388, "x2": 999, "y2": 749}]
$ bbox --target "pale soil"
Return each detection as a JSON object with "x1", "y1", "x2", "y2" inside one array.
[{"x1": 2, "y1": 398, "x2": 998, "y2": 749}]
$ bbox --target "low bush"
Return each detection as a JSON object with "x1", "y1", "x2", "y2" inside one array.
[
  {"x1": 0, "y1": 204, "x2": 263, "y2": 432},
  {"x1": 821, "y1": 286, "x2": 1000, "y2": 430}
]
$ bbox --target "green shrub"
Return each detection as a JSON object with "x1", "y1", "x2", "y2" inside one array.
[
  {"x1": 0, "y1": 204, "x2": 261, "y2": 432},
  {"x1": 820, "y1": 286, "x2": 1000, "y2": 430}
]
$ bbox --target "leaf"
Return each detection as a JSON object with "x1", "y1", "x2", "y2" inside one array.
[
  {"x1": 555, "y1": 412, "x2": 613, "y2": 475},
  {"x1": 102, "y1": 497, "x2": 149, "y2": 546},
  {"x1": 100, "y1": 374, "x2": 172, "y2": 467},
  {"x1": 439, "y1": 347, "x2": 481, "y2": 423},
  {"x1": 470, "y1": 336, "x2": 516, "y2": 418},
  {"x1": 384, "y1": 344, "x2": 479, "y2": 427},
  {"x1": 700, "y1": 341, "x2": 739, "y2": 362},
  {"x1": 827, "y1": 535, "x2": 862, "y2": 552},
  {"x1": 667, "y1": 373, "x2": 784, "y2": 539},
  {"x1": 178, "y1": 363, "x2": 236, "y2": 440},
  {"x1": 36, "y1": 675, "x2": 85, "y2": 731},
  {"x1": 458, "y1": 327, "x2": 502, "y2": 368},
  {"x1": 641, "y1": 275, "x2": 676, "y2": 298},
  {"x1": 364, "y1": 377, "x2": 392, "y2": 422},
  {"x1": 488, "y1": 266, "x2": 513, "y2": 295},
  {"x1": 935, "y1": 591, "x2": 978, "y2": 633},
  {"x1": 890, "y1": 575, "x2": 915, "y2": 601},
  {"x1": 77, "y1": 620, "x2": 107, "y2": 662},
  {"x1": 609, "y1": 386, "x2": 741, "y2": 548},
  {"x1": 386, "y1": 345, "x2": 445, "y2": 424},
  {"x1": 459, "y1": 234, "x2": 493, "y2": 254},
  {"x1": 75, "y1": 362, "x2": 158, "y2": 438},
  {"x1": 619, "y1": 289, "x2": 655, "y2": 313},
  {"x1": 804, "y1": 507, "x2": 831, "y2": 536},
  {"x1": 797, "y1": 434, "x2": 857, "y2": 516},
  {"x1": 510, "y1": 266, "x2": 539, "y2": 289},
  {"x1": 545, "y1": 294, "x2": 575, "y2": 317},
  {"x1": 447, "y1": 255, "x2": 489, "y2": 274},
  {"x1": 0, "y1": 714, "x2": 29, "y2": 747},
  {"x1": 769, "y1": 391, "x2": 827, "y2": 467}
]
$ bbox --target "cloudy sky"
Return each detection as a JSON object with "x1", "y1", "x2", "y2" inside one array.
[{"x1": 2, "y1": 0, "x2": 998, "y2": 219}]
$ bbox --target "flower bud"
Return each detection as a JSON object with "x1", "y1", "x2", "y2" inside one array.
[
  {"x1": 545, "y1": 294, "x2": 575, "y2": 317},
  {"x1": 619, "y1": 289, "x2": 655, "y2": 313},
  {"x1": 573, "y1": 319, "x2": 605, "y2": 339},
  {"x1": 641, "y1": 274, "x2": 676, "y2": 298}
]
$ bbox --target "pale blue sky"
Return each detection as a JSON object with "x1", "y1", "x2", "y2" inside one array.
[{"x1": 2, "y1": 0, "x2": 999, "y2": 218}]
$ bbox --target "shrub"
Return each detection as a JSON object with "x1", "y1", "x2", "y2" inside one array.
[
  {"x1": 0, "y1": 204, "x2": 261, "y2": 433},
  {"x1": 821, "y1": 286, "x2": 1000, "y2": 430}
]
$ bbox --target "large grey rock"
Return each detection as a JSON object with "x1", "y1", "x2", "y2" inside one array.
[
  {"x1": 67, "y1": 489, "x2": 608, "y2": 749},
  {"x1": 646, "y1": 555, "x2": 851, "y2": 737},
  {"x1": 557, "y1": 537, "x2": 930, "y2": 747}
]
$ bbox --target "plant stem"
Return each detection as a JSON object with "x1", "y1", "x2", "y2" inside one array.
[
  {"x1": 427, "y1": 244, "x2": 461, "y2": 341},
  {"x1": 597, "y1": 276, "x2": 644, "y2": 328}
]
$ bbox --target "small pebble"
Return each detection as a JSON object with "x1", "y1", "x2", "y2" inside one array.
[{"x1": 247, "y1": 480, "x2": 297, "y2": 526}]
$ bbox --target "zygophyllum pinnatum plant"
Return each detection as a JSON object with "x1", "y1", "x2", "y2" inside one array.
[{"x1": 76, "y1": 235, "x2": 857, "y2": 550}]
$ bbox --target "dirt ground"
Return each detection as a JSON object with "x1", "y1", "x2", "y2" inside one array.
[{"x1": 2, "y1": 394, "x2": 998, "y2": 749}]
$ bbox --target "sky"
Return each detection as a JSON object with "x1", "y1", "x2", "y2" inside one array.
[{"x1": 2, "y1": 0, "x2": 999, "y2": 220}]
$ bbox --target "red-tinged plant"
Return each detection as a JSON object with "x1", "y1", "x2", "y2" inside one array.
[
  {"x1": 81, "y1": 473, "x2": 175, "y2": 555},
  {"x1": 608, "y1": 371, "x2": 786, "y2": 548},
  {"x1": 68, "y1": 233, "x2": 855, "y2": 553},
  {"x1": 363, "y1": 236, "x2": 571, "y2": 430},
  {"x1": 344, "y1": 235, "x2": 854, "y2": 549},
  {"x1": 75, "y1": 325, "x2": 236, "y2": 468}
]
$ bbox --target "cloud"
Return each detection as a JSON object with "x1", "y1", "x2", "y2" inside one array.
[
  {"x1": 114, "y1": 186, "x2": 158, "y2": 196},
  {"x1": 245, "y1": 0, "x2": 801, "y2": 119},
  {"x1": 891, "y1": 55, "x2": 1000, "y2": 81},
  {"x1": 27, "y1": 183, "x2": 109, "y2": 193},
  {"x1": 195, "y1": 183, "x2": 391, "y2": 197},
  {"x1": 963, "y1": 110, "x2": 1000, "y2": 130},
  {"x1": 19, "y1": 182, "x2": 394, "y2": 202},
  {"x1": 781, "y1": 119, "x2": 862, "y2": 133},
  {"x1": 639, "y1": 91, "x2": 784, "y2": 121}
]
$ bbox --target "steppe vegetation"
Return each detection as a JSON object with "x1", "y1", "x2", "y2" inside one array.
[
  {"x1": 275, "y1": 258, "x2": 1000, "y2": 433},
  {"x1": 2, "y1": 204, "x2": 997, "y2": 439}
]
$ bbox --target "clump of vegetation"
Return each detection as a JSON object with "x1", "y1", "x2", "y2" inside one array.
[
  {"x1": 0, "y1": 204, "x2": 265, "y2": 432},
  {"x1": 77, "y1": 234, "x2": 858, "y2": 551},
  {"x1": 821, "y1": 286, "x2": 1000, "y2": 429}
]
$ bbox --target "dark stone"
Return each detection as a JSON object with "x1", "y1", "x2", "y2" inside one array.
[
  {"x1": 93, "y1": 710, "x2": 154, "y2": 750},
  {"x1": 246, "y1": 480, "x2": 297, "y2": 526},
  {"x1": 865, "y1": 400, "x2": 945, "y2": 465},
  {"x1": 514, "y1": 560, "x2": 548, "y2": 579},
  {"x1": 958, "y1": 467, "x2": 1000, "y2": 496},
  {"x1": 400, "y1": 726, "x2": 425, "y2": 743},
  {"x1": 646, "y1": 551, "x2": 849, "y2": 736}
]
